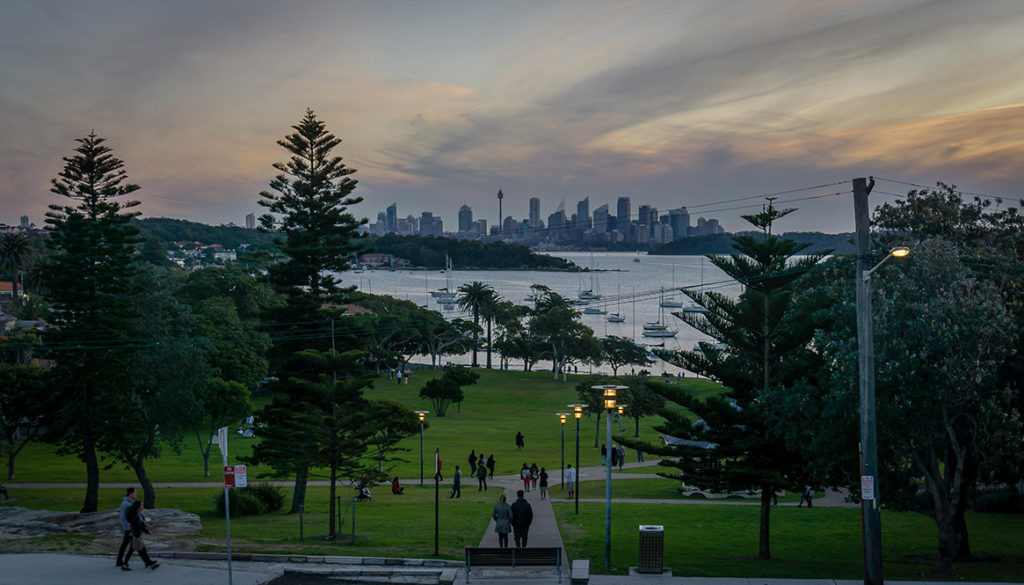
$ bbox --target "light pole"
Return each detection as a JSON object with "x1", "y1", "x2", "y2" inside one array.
[
  {"x1": 569, "y1": 404, "x2": 587, "y2": 514},
  {"x1": 415, "y1": 411, "x2": 428, "y2": 486},
  {"x1": 854, "y1": 175, "x2": 910, "y2": 585},
  {"x1": 594, "y1": 384, "x2": 627, "y2": 573},
  {"x1": 557, "y1": 413, "x2": 569, "y2": 491},
  {"x1": 617, "y1": 404, "x2": 627, "y2": 436}
]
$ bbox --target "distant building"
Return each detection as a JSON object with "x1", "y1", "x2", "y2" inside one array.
[
  {"x1": 528, "y1": 197, "x2": 541, "y2": 228},
  {"x1": 593, "y1": 204, "x2": 610, "y2": 234},
  {"x1": 245, "y1": 213, "x2": 255, "y2": 229},
  {"x1": 458, "y1": 204, "x2": 473, "y2": 233},
  {"x1": 576, "y1": 197, "x2": 590, "y2": 229},
  {"x1": 669, "y1": 207, "x2": 690, "y2": 240},
  {"x1": 547, "y1": 209, "x2": 566, "y2": 234},
  {"x1": 616, "y1": 197, "x2": 631, "y2": 234},
  {"x1": 472, "y1": 218, "x2": 487, "y2": 235},
  {"x1": 420, "y1": 211, "x2": 443, "y2": 236},
  {"x1": 386, "y1": 203, "x2": 398, "y2": 233},
  {"x1": 19, "y1": 215, "x2": 29, "y2": 229}
]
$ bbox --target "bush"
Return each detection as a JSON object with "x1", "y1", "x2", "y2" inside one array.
[
  {"x1": 215, "y1": 489, "x2": 262, "y2": 517},
  {"x1": 973, "y1": 491, "x2": 1024, "y2": 513},
  {"x1": 250, "y1": 482, "x2": 285, "y2": 513}
]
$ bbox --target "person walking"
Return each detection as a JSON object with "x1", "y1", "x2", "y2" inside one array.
[
  {"x1": 520, "y1": 463, "x2": 531, "y2": 492},
  {"x1": 476, "y1": 460, "x2": 488, "y2": 491},
  {"x1": 487, "y1": 454, "x2": 496, "y2": 479},
  {"x1": 617, "y1": 444, "x2": 626, "y2": 471},
  {"x1": 115, "y1": 487, "x2": 137, "y2": 570},
  {"x1": 450, "y1": 466, "x2": 462, "y2": 498},
  {"x1": 510, "y1": 490, "x2": 534, "y2": 548},
  {"x1": 436, "y1": 455, "x2": 444, "y2": 481},
  {"x1": 492, "y1": 493, "x2": 513, "y2": 548},
  {"x1": 125, "y1": 500, "x2": 159, "y2": 571},
  {"x1": 530, "y1": 463, "x2": 539, "y2": 490},
  {"x1": 601, "y1": 443, "x2": 607, "y2": 465},
  {"x1": 468, "y1": 450, "x2": 477, "y2": 476},
  {"x1": 539, "y1": 467, "x2": 549, "y2": 500},
  {"x1": 799, "y1": 484, "x2": 814, "y2": 507},
  {"x1": 565, "y1": 464, "x2": 576, "y2": 499},
  {"x1": 515, "y1": 431, "x2": 525, "y2": 452}
]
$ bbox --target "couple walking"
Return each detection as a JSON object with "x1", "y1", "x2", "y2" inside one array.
[
  {"x1": 115, "y1": 487, "x2": 160, "y2": 572},
  {"x1": 491, "y1": 490, "x2": 533, "y2": 548}
]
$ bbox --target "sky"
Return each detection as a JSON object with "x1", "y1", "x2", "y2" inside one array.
[{"x1": 3, "y1": 0, "x2": 1024, "y2": 235}]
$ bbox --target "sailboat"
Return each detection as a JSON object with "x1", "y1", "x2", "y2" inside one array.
[
  {"x1": 577, "y1": 253, "x2": 602, "y2": 300},
  {"x1": 431, "y1": 255, "x2": 457, "y2": 303},
  {"x1": 643, "y1": 290, "x2": 678, "y2": 338},
  {"x1": 607, "y1": 285, "x2": 625, "y2": 322},
  {"x1": 683, "y1": 257, "x2": 709, "y2": 314},
  {"x1": 660, "y1": 266, "x2": 683, "y2": 308}
]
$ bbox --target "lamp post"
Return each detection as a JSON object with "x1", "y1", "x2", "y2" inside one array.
[
  {"x1": 855, "y1": 176, "x2": 910, "y2": 585},
  {"x1": 616, "y1": 404, "x2": 626, "y2": 436},
  {"x1": 415, "y1": 411, "x2": 428, "y2": 486},
  {"x1": 594, "y1": 385, "x2": 627, "y2": 573},
  {"x1": 557, "y1": 413, "x2": 569, "y2": 491},
  {"x1": 569, "y1": 404, "x2": 587, "y2": 514}
]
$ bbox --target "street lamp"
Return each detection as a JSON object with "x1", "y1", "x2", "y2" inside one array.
[
  {"x1": 593, "y1": 384, "x2": 627, "y2": 573},
  {"x1": 854, "y1": 176, "x2": 910, "y2": 585},
  {"x1": 415, "y1": 411, "x2": 428, "y2": 486},
  {"x1": 616, "y1": 404, "x2": 627, "y2": 436},
  {"x1": 569, "y1": 404, "x2": 587, "y2": 514},
  {"x1": 557, "y1": 413, "x2": 569, "y2": 491}
]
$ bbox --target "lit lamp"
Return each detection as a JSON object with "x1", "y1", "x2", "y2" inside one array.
[
  {"x1": 568, "y1": 404, "x2": 587, "y2": 514},
  {"x1": 616, "y1": 404, "x2": 627, "y2": 435},
  {"x1": 557, "y1": 413, "x2": 569, "y2": 491},
  {"x1": 415, "y1": 411, "x2": 428, "y2": 486},
  {"x1": 593, "y1": 385, "x2": 627, "y2": 573},
  {"x1": 857, "y1": 243, "x2": 910, "y2": 585}
]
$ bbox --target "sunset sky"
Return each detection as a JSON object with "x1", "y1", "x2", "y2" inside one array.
[{"x1": 3, "y1": 0, "x2": 1024, "y2": 234}]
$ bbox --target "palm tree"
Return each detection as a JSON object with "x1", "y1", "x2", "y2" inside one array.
[
  {"x1": 479, "y1": 290, "x2": 502, "y2": 369},
  {"x1": 0, "y1": 233, "x2": 32, "y2": 311},
  {"x1": 457, "y1": 281, "x2": 496, "y2": 367}
]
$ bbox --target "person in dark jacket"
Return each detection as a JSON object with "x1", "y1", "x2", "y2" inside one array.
[
  {"x1": 492, "y1": 493, "x2": 513, "y2": 548},
  {"x1": 476, "y1": 461, "x2": 488, "y2": 491},
  {"x1": 487, "y1": 454, "x2": 496, "y2": 479},
  {"x1": 115, "y1": 487, "x2": 137, "y2": 569},
  {"x1": 510, "y1": 490, "x2": 533, "y2": 548},
  {"x1": 126, "y1": 500, "x2": 159, "y2": 570}
]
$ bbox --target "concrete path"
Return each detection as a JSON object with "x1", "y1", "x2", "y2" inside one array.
[{"x1": 0, "y1": 553, "x2": 277, "y2": 585}]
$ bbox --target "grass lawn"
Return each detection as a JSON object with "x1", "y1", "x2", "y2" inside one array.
[
  {"x1": 577, "y1": 477, "x2": 808, "y2": 503},
  {"x1": 7, "y1": 369, "x2": 709, "y2": 485},
  {"x1": 1, "y1": 484, "x2": 496, "y2": 560},
  {"x1": 553, "y1": 502, "x2": 1024, "y2": 581}
]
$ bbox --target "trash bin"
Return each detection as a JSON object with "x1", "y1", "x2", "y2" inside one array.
[{"x1": 638, "y1": 524, "x2": 664, "y2": 573}]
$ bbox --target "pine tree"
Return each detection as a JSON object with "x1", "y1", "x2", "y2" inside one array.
[
  {"x1": 43, "y1": 132, "x2": 142, "y2": 513},
  {"x1": 253, "y1": 110, "x2": 367, "y2": 513},
  {"x1": 624, "y1": 203, "x2": 827, "y2": 560}
]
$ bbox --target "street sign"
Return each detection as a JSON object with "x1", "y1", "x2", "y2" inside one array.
[
  {"x1": 861, "y1": 475, "x2": 875, "y2": 500},
  {"x1": 225, "y1": 465, "x2": 248, "y2": 488}
]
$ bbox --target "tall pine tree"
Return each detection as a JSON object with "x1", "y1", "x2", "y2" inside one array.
[
  {"x1": 43, "y1": 132, "x2": 142, "y2": 513},
  {"x1": 253, "y1": 110, "x2": 367, "y2": 512},
  {"x1": 623, "y1": 203, "x2": 827, "y2": 560}
]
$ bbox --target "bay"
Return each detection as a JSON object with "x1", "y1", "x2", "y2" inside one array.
[{"x1": 340, "y1": 252, "x2": 742, "y2": 375}]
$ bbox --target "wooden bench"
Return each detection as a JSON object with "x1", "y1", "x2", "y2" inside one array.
[
  {"x1": 464, "y1": 547, "x2": 561, "y2": 583},
  {"x1": 571, "y1": 559, "x2": 590, "y2": 584}
]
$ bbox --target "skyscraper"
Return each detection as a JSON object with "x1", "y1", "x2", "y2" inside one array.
[
  {"x1": 386, "y1": 203, "x2": 398, "y2": 233},
  {"x1": 528, "y1": 197, "x2": 540, "y2": 227},
  {"x1": 19, "y1": 215, "x2": 29, "y2": 229},
  {"x1": 497, "y1": 189, "x2": 504, "y2": 234},
  {"x1": 576, "y1": 197, "x2": 590, "y2": 229},
  {"x1": 669, "y1": 207, "x2": 690, "y2": 240},
  {"x1": 458, "y1": 204, "x2": 473, "y2": 233},
  {"x1": 245, "y1": 213, "x2": 255, "y2": 229},
  {"x1": 593, "y1": 204, "x2": 609, "y2": 233},
  {"x1": 616, "y1": 196, "x2": 631, "y2": 233}
]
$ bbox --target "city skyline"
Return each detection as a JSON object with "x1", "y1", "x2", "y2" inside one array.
[{"x1": 3, "y1": 1, "x2": 1024, "y2": 234}]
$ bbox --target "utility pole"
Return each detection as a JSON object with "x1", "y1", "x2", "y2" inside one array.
[{"x1": 854, "y1": 176, "x2": 883, "y2": 585}]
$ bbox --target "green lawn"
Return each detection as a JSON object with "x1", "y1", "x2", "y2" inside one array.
[
  {"x1": 554, "y1": 502, "x2": 1024, "y2": 580},
  {"x1": 6, "y1": 369, "x2": 698, "y2": 484}
]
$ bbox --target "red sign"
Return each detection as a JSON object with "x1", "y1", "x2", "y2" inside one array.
[
  {"x1": 224, "y1": 465, "x2": 247, "y2": 488},
  {"x1": 224, "y1": 465, "x2": 236, "y2": 488}
]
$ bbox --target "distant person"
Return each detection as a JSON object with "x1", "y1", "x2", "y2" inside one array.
[
  {"x1": 396, "y1": 369, "x2": 402, "y2": 385},
  {"x1": 530, "y1": 463, "x2": 539, "y2": 490},
  {"x1": 492, "y1": 493, "x2": 513, "y2": 548},
  {"x1": 510, "y1": 490, "x2": 534, "y2": 548},
  {"x1": 116, "y1": 487, "x2": 138, "y2": 570},
  {"x1": 436, "y1": 456, "x2": 444, "y2": 481},
  {"x1": 617, "y1": 444, "x2": 626, "y2": 471},
  {"x1": 476, "y1": 460, "x2": 488, "y2": 491},
  {"x1": 125, "y1": 500, "x2": 159, "y2": 571},
  {"x1": 468, "y1": 450, "x2": 478, "y2": 476},
  {"x1": 799, "y1": 485, "x2": 814, "y2": 507},
  {"x1": 601, "y1": 443, "x2": 607, "y2": 465},
  {"x1": 487, "y1": 454, "x2": 496, "y2": 479},
  {"x1": 520, "y1": 463, "x2": 532, "y2": 492},
  {"x1": 539, "y1": 467, "x2": 549, "y2": 500},
  {"x1": 565, "y1": 464, "x2": 576, "y2": 499},
  {"x1": 391, "y1": 477, "x2": 404, "y2": 495},
  {"x1": 450, "y1": 466, "x2": 462, "y2": 498},
  {"x1": 515, "y1": 431, "x2": 525, "y2": 452}
]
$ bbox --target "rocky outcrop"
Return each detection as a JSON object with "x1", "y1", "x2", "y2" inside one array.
[{"x1": 0, "y1": 507, "x2": 202, "y2": 541}]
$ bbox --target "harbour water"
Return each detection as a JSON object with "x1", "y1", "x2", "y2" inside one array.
[{"x1": 342, "y1": 252, "x2": 742, "y2": 375}]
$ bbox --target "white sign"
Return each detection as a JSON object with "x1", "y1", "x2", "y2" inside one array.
[
  {"x1": 217, "y1": 426, "x2": 229, "y2": 462},
  {"x1": 234, "y1": 465, "x2": 247, "y2": 488},
  {"x1": 861, "y1": 475, "x2": 875, "y2": 500}
]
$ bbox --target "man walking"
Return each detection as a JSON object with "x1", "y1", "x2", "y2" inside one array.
[
  {"x1": 115, "y1": 487, "x2": 137, "y2": 570},
  {"x1": 510, "y1": 490, "x2": 533, "y2": 548},
  {"x1": 450, "y1": 466, "x2": 462, "y2": 498},
  {"x1": 565, "y1": 464, "x2": 576, "y2": 499}
]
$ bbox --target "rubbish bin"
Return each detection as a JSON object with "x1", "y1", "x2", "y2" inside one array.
[{"x1": 638, "y1": 524, "x2": 664, "y2": 573}]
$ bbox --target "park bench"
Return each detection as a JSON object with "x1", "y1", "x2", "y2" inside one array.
[{"x1": 464, "y1": 546, "x2": 561, "y2": 583}]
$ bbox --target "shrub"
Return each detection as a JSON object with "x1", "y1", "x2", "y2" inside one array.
[
  {"x1": 250, "y1": 482, "x2": 285, "y2": 513},
  {"x1": 215, "y1": 489, "x2": 261, "y2": 517},
  {"x1": 973, "y1": 491, "x2": 1024, "y2": 513}
]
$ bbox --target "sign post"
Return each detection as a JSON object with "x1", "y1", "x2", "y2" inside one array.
[{"x1": 217, "y1": 427, "x2": 234, "y2": 585}]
